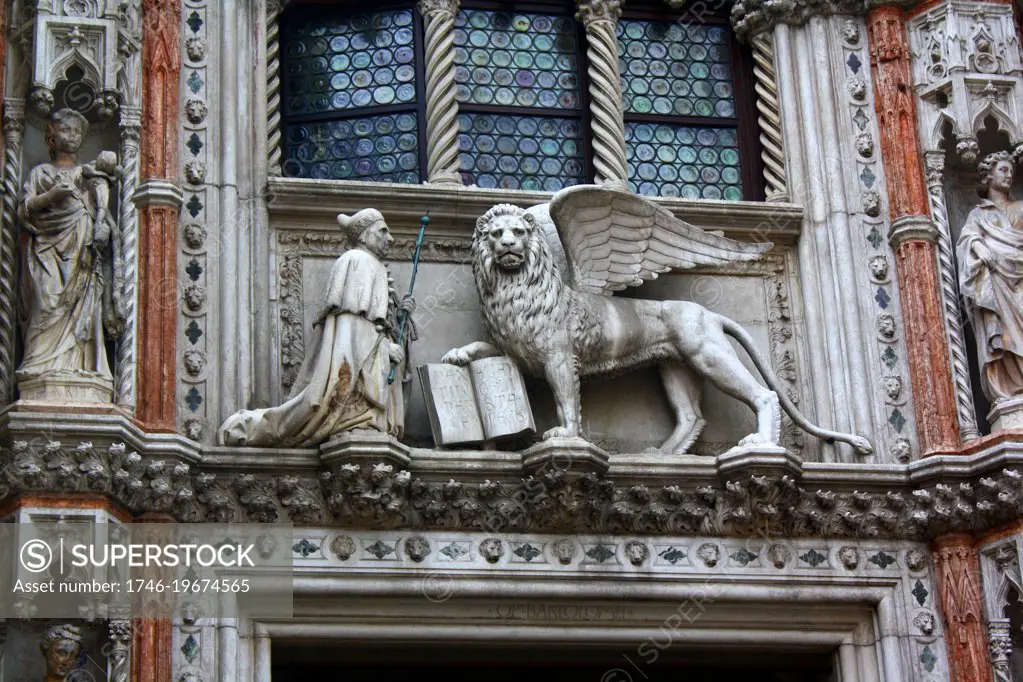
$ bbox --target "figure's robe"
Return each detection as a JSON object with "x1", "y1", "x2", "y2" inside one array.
[
  {"x1": 957, "y1": 199, "x2": 1023, "y2": 402},
  {"x1": 17, "y1": 163, "x2": 110, "y2": 380},
  {"x1": 220, "y1": 248, "x2": 405, "y2": 447}
]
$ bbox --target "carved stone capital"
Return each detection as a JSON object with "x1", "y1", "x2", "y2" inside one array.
[
  {"x1": 417, "y1": 0, "x2": 459, "y2": 17},
  {"x1": 731, "y1": 0, "x2": 916, "y2": 41},
  {"x1": 888, "y1": 215, "x2": 939, "y2": 247},
  {"x1": 133, "y1": 179, "x2": 183, "y2": 209},
  {"x1": 576, "y1": 0, "x2": 621, "y2": 27}
]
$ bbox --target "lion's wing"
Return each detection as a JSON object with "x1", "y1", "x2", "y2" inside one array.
[{"x1": 549, "y1": 185, "x2": 773, "y2": 295}]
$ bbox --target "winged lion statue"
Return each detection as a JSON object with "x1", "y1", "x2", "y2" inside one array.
[{"x1": 442, "y1": 184, "x2": 873, "y2": 456}]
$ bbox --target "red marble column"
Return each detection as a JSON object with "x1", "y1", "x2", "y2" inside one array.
[
  {"x1": 131, "y1": 513, "x2": 176, "y2": 682},
  {"x1": 136, "y1": 0, "x2": 182, "y2": 432},
  {"x1": 868, "y1": 7, "x2": 960, "y2": 454},
  {"x1": 932, "y1": 535, "x2": 993, "y2": 682}
]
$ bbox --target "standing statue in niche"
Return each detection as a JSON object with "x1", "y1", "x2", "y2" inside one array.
[
  {"x1": 443, "y1": 185, "x2": 873, "y2": 455},
  {"x1": 958, "y1": 151, "x2": 1023, "y2": 428},
  {"x1": 219, "y1": 209, "x2": 414, "y2": 447},
  {"x1": 40, "y1": 623, "x2": 82, "y2": 682},
  {"x1": 17, "y1": 108, "x2": 123, "y2": 403}
]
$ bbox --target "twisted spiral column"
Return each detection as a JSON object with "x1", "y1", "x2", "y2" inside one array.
[
  {"x1": 267, "y1": 0, "x2": 286, "y2": 176},
  {"x1": 0, "y1": 99, "x2": 25, "y2": 404},
  {"x1": 577, "y1": 0, "x2": 628, "y2": 189},
  {"x1": 418, "y1": 0, "x2": 463, "y2": 184},
  {"x1": 925, "y1": 151, "x2": 980, "y2": 441},
  {"x1": 751, "y1": 33, "x2": 787, "y2": 202},
  {"x1": 117, "y1": 110, "x2": 142, "y2": 411}
]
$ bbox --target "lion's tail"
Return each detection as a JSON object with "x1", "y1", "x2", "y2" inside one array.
[{"x1": 718, "y1": 315, "x2": 875, "y2": 456}]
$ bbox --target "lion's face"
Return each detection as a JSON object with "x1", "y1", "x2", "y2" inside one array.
[{"x1": 482, "y1": 214, "x2": 534, "y2": 271}]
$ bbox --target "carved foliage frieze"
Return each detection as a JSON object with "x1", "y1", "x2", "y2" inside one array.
[{"x1": 5, "y1": 441, "x2": 1023, "y2": 541}]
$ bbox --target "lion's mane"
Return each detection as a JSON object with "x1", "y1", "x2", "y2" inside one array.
[{"x1": 472, "y1": 204, "x2": 568, "y2": 368}]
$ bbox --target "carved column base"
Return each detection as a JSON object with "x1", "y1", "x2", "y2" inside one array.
[
  {"x1": 521, "y1": 437, "x2": 610, "y2": 475},
  {"x1": 716, "y1": 443, "x2": 802, "y2": 480},
  {"x1": 320, "y1": 429, "x2": 411, "y2": 469},
  {"x1": 988, "y1": 397, "x2": 1023, "y2": 433},
  {"x1": 17, "y1": 370, "x2": 114, "y2": 404}
]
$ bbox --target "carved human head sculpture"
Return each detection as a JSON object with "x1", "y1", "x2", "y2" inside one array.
[
  {"x1": 40, "y1": 624, "x2": 82, "y2": 681},
  {"x1": 338, "y1": 209, "x2": 391, "y2": 257},
  {"x1": 978, "y1": 151, "x2": 1015, "y2": 198},
  {"x1": 45, "y1": 108, "x2": 88, "y2": 160}
]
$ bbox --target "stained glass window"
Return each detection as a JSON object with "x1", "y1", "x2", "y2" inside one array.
[
  {"x1": 280, "y1": 5, "x2": 425, "y2": 182},
  {"x1": 454, "y1": 6, "x2": 588, "y2": 188},
  {"x1": 618, "y1": 13, "x2": 755, "y2": 200}
]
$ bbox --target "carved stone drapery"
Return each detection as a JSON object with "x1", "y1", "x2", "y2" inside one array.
[
  {"x1": 869, "y1": 7, "x2": 960, "y2": 455},
  {"x1": 751, "y1": 33, "x2": 788, "y2": 202},
  {"x1": 576, "y1": 0, "x2": 628, "y2": 189},
  {"x1": 924, "y1": 151, "x2": 980, "y2": 441},
  {"x1": 933, "y1": 534, "x2": 994, "y2": 682},
  {"x1": 0, "y1": 100, "x2": 25, "y2": 404},
  {"x1": 136, "y1": 0, "x2": 182, "y2": 431},
  {"x1": 419, "y1": 0, "x2": 463, "y2": 184}
]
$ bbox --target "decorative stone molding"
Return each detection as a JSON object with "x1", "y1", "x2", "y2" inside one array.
[
  {"x1": 0, "y1": 99, "x2": 25, "y2": 405},
  {"x1": 576, "y1": 0, "x2": 628, "y2": 189},
  {"x1": 7, "y1": 437, "x2": 1023, "y2": 541},
  {"x1": 418, "y1": 0, "x2": 463, "y2": 184},
  {"x1": 978, "y1": 537, "x2": 1023, "y2": 682},
  {"x1": 266, "y1": 0, "x2": 289, "y2": 176},
  {"x1": 907, "y1": 1, "x2": 1023, "y2": 163},
  {"x1": 730, "y1": 0, "x2": 916, "y2": 40},
  {"x1": 888, "y1": 215, "x2": 939, "y2": 246},
  {"x1": 750, "y1": 33, "x2": 788, "y2": 202},
  {"x1": 923, "y1": 151, "x2": 980, "y2": 442},
  {"x1": 933, "y1": 535, "x2": 994, "y2": 682},
  {"x1": 868, "y1": 6, "x2": 960, "y2": 456},
  {"x1": 134, "y1": 179, "x2": 185, "y2": 208}
]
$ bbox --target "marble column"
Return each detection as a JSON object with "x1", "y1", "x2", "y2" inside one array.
[
  {"x1": 576, "y1": 0, "x2": 628, "y2": 189},
  {"x1": 136, "y1": 0, "x2": 183, "y2": 432},
  {"x1": 132, "y1": 513, "x2": 176, "y2": 682},
  {"x1": 932, "y1": 535, "x2": 994, "y2": 682},
  {"x1": 418, "y1": 0, "x2": 463, "y2": 184},
  {"x1": 0, "y1": 99, "x2": 24, "y2": 404},
  {"x1": 868, "y1": 7, "x2": 959, "y2": 454}
]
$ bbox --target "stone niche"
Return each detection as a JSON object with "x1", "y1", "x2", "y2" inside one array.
[{"x1": 280, "y1": 237, "x2": 802, "y2": 455}]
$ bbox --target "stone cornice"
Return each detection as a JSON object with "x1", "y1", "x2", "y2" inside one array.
[
  {"x1": 730, "y1": 0, "x2": 918, "y2": 41},
  {"x1": 3, "y1": 412, "x2": 1023, "y2": 540},
  {"x1": 265, "y1": 178, "x2": 805, "y2": 243}
]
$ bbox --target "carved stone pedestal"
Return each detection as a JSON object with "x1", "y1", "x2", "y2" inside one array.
[
  {"x1": 521, "y1": 437, "x2": 610, "y2": 475},
  {"x1": 988, "y1": 398, "x2": 1023, "y2": 434},
  {"x1": 715, "y1": 444, "x2": 802, "y2": 480},
  {"x1": 319, "y1": 429, "x2": 411, "y2": 469},
  {"x1": 17, "y1": 370, "x2": 114, "y2": 404}
]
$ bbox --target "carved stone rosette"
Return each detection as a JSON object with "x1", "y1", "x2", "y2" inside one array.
[
  {"x1": 576, "y1": 0, "x2": 628, "y2": 189},
  {"x1": 418, "y1": 0, "x2": 463, "y2": 184}
]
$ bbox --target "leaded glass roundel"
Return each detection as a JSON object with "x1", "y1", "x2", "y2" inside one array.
[
  {"x1": 625, "y1": 123, "x2": 741, "y2": 200},
  {"x1": 284, "y1": 8, "x2": 417, "y2": 116},
  {"x1": 457, "y1": 113, "x2": 585, "y2": 191},
  {"x1": 454, "y1": 10, "x2": 581, "y2": 110},
  {"x1": 283, "y1": 112, "x2": 420, "y2": 183},
  {"x1": 617, "y1": 20, "x2": 735, "y2": 119}
]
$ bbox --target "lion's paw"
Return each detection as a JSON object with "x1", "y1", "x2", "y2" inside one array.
[
  {"x1": 543, "y1": 426, "x2": 577, "y2": 440},
  {"x1": 441, "y1": 348, "x2": 471, "y2": 366}
]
